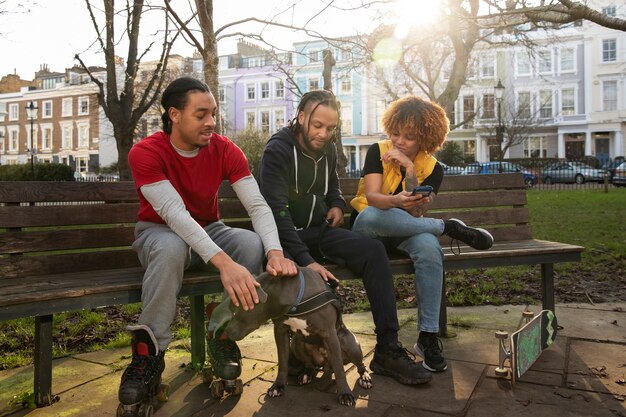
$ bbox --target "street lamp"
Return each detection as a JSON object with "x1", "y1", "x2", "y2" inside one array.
[
  {"x1": 25, "y1": 100, "x2": 38, "y2": 176},
  {"x1": 494, "y1": 80, "x2": 505, "y2": 166}
]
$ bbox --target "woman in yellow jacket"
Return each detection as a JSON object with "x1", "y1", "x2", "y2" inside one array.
[{"x1": 350, "y1": 96, "x2": 493, "y2": 372}]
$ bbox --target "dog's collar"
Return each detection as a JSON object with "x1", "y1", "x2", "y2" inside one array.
[
  {"x1": 286, "y1": 270, "x2": 340, "y2": 317},
  {"x1": 289, "y1": 270, "x2": 306, "y2": 313}
]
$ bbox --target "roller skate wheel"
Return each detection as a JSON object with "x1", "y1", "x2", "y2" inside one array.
[
  {"x1": 522, "y1": 311, "x2": 534, "y2": 318},
  {"x1": 202, "y1": 366, "x2": 214, "y2": 384},
  {"x1": 138, "y1": 403, "x2": 154, "y2": 417},
  {"x1": 494, "y1": 367, "x2": 509, "y2": 378},
  {"x1": 117, "y1": 403, "x2": 138, "y2": 417},
  {"x1": 495, "y1": 330, "x2": 509, "y2": 339},
  {"x1": 233, "y1": 378, "x2": 244, "y2": 396},
  {"x1": 210, "y1": 380, "x2": 225, "y2": 399},
  {"x1": 156, "y1": 383, "x2": 170, "y2": 402}
]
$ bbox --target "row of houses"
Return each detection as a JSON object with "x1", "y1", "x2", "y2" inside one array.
[{"x1": 0, "y1": 1, "x2": 624, "y2": 174}]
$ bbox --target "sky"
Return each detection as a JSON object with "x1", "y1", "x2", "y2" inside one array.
[{"x1": 0, "y1": 0, "x2": 387, "y2": 79}]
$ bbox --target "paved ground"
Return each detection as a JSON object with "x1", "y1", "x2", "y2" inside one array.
[{"x1": 1, "y1": 303, "x2": 625, "y2": 417}]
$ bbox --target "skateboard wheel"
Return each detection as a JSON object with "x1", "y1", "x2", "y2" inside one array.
[
  {"x1": 202, "y1": 366, "x2": 214, "y2": 384},
  {"x1": 156, "y1": 383, "x2": 169, "y2": 402},
  {"x1": 495, "y1": 330, "x2": 509, "y2": 339},
  {"x1": 138, "y1": 403, "x2": 154, "y2": 417},
  {"x1": 494, "y1": 367, "x2": 509, "y2": 378},
  {"x1": 210, "y1": 380, "x2": 225, "y2": 399},
  {"x1": 233, "y1": 378, "x2": 244, "y2": 396},
  {"x1": 522, "y1": 311, "x2": 534, "y2": 318},
  {"x1": 116, "y1": 403, "x2": 125, "y2": 417}
]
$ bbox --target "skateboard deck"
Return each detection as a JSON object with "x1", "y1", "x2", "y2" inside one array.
[{"x1": 495, "y1": 309, "x2": 558, "y2": 384}]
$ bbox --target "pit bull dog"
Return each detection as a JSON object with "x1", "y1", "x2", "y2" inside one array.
[{"x1": 223, "y1": 267, "x2": 372, "y2": 406}]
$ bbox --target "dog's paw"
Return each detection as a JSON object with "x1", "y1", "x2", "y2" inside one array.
[
  {"x1": 358, "y1": 371, "x2": 373, "y2": 389},
  {"x1": 266, "y1": 384, "x2": 285, "y2": 398},
  {"x1": 338, "y1": 392, "x2": 356, "y2": 407},
  {"x1": 298, "y1": 373, "x2": 313, "y2": 385}
]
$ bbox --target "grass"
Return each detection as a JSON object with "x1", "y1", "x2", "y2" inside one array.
[{"x1": 1, "y1": 188, "x2": 624, "y2": 370}]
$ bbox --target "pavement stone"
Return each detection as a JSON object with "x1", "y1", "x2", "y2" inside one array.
[{"x1": 1, "y1": 303, "x2": 624, "y2": 417}]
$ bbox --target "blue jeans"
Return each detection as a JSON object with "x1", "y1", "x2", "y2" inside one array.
[{"x1": 352, "y1": 207, "x2": 444, "y2": 333}]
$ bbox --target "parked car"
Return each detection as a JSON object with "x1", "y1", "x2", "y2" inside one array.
[
  {"x1": 601, "y1": 157, "x2": 625, "y2": 181},
  {"x1": 540, "y1": 162, "x2": 606, "y2": 185},
  {"x1": 460, "y1": 162, "x2": 537, "y2": 188},
  {"x1": 611, "y1": 162, "x2": 626, "y2": 187},
  {"x1": 439, "y1": 162, "x2": 464, "y2": 175}
]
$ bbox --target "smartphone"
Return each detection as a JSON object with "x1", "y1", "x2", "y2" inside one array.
[{"x1": 411, "y1": 185, "x2": 433, "y2": 197}]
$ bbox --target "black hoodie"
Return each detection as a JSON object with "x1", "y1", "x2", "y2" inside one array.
[{"x1": 259, "y1": 126, "x2": 347, "y2": 266}]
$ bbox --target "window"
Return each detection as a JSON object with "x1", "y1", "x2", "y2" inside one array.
[
  {"x1": 524, "y1": 136, "x2": 547, "y2": 158},
  {"x1": 516, "y1": 52, "x2": 531, "y2": 76},
  {"x1": 245, "y1": 111, "x2": 256, "y2": 129},
  {"x1": 375, "y1": 100, "x2": 386, "y2": 133},
  {"x1": 308, "y1": 49, "x2": 320, "y2": 63},
  {"x1": 61, "y1": 123, "x2": 73, "y2": 149},
  {"x1": 41, "y1": 125, "x2": 53, "y2": 150},
  {"x1": 75, "y1": 156, "x2": 89, "y2": 173},
  {"x1": 308, "y1": 78, "x2": 320, "y2": 91},
  {"x1": 42, "y1": 101, "x2": 53, "y2": 118},
  {"x1": 275, "y1": 81, "x2": 284, "y2": 99},
  {"x1": 8, "y1": 127, "x2": 19, "y2": 151},
  {"x1": 517, "y1": 91, "x2": 532, "y2": 119},
  {"x1": 260, "y1": 82, "x2": 270, "y2": 99},
  {"x1": 27, "y1": 124, "x2": 38, "y2": 151},
  {"x1": 9, "y1": 103, "x2": 18, "y2": 121},
  {"x1": 480, "y1": 55, "x2": 495, "y2": 78},
  {"x1": 462, "y1": 95, "x2": 475, "y2": 128},
  {"x1": 602, "y1": 6, "x2": 616, "y2": 17},
  {"x1": 466, "y1": 59, "x2": 477, "y2": 79},
  {"x1": 274, "y1": 109, "x2": 285, "y2": 130},
  {"x1": 260, "y1": 111, "x2": 270, "y2": 133},
  {"x1": 341, "y1": 105, "x2": 352, "y2": 135},
  {"x1": 603, "y1": 80, "x2": 617, "y2": 111},
  {"x1": 482, "y1": 94, "x2": 495, "y2": 119},
  {"x1": 559, "y1": 48, "x2": 575, "y2": 73},
  {"x1": 538, "y1": 50, "x2": 552, "y2": 74},
  {"x1": 340, "y1": 75, "x2": 352, "y2": 94},
  {"x1": 78, "y1": 96, "x2": 89, "y2": 115},
  {"x1": 77, "y1": 122, "x2": 89, "y2": 148},
  {"x1": 539, "y1": 90, "x2": 553, "y2": 118},
  {"x1": 62, "y1": 98, "x2": 73, "y2": 117},
  {"x1": 338, "y1": 48, "x2": 351, "y2": 61},
  {"x1": 561, "y1": 88, "x2": 575, "y2": 115},
  {"x1": 218, "y1": 87, "x2": 225, "y2": 103},
  {"x1": 246, "y1": 84, "x2": 256, "y2": 101},
  {"x1": 602, "y1": 39, "x2": 617, "y2": 62}
]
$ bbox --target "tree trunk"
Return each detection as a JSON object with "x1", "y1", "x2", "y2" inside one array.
[{"x1": 322, "y1": 48, "x2": 348, "y2": 176}]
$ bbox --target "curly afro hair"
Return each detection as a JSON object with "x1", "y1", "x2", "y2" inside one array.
[{"x1": 381, "y1": 96, "x2": 450, "y2": 154}]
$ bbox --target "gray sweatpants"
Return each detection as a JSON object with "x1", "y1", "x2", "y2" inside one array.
[{"x1": 132, "y1": 220, "x2": 264, "y2": 350}]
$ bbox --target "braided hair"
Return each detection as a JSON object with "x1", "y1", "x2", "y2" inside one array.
[
  {"x1": 289, "y1": 89, "x2": 341, "y2": 140},
  {"x1": 160, "y1": 77, "x2": 210, "y2": 134}
]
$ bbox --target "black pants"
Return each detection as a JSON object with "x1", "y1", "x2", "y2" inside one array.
[{"x1": 296, "y1": 225, "x2": 400, "y2": 346}]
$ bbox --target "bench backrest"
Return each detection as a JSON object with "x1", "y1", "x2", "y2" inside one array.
[{"x1": 0, "y1": 173, "x2": 529, "y2": 279}]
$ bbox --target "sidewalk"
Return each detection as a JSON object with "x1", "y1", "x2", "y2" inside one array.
[{"x1": 1, "y1": 303, "x2": 625, "y2": 417}]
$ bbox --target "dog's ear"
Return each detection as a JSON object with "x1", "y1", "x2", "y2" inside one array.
[{"x1": 257, "y1": 286, "x2": 268, "y2": 303}]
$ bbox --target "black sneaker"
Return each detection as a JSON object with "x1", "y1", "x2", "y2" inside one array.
[
  {"x1": 370, "y1": 342, "x2": 432, "y2": 385},
  {"x1": 207, "y1": 333, "x2": 242, "y2": 380},
  {"x1": 414, "y1": 332, "x2": 448, "y2": 372},
  {"x1": 444, "y1": 218, "x2": 494, "y2": 250}
]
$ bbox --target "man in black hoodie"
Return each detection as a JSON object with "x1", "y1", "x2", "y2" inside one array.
[{"x1": 258, "y1": 90, "x2": 431, "y2": 386}]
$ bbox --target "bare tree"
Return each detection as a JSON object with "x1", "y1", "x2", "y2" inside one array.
[{"x1": 75, "y1": 0, "x2": 178, "y2": 180}]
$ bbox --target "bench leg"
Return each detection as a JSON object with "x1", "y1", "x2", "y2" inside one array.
[
  {"x1": 541, "y1": 263, "x2": 555, "y2": 313},
  {"x1": 189, "y1": 295, "x2": 206, "y2": 369},
  {"x1": 34, "y1": 314, "x2": 53, "y2": 407},
  {"x1": 439, "y1": 271, "x2": 448, "y2": 337}
]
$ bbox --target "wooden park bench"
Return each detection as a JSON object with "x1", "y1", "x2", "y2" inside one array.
[{"x1": 0, "y1": 173, "x2": 583, "y2": 407}]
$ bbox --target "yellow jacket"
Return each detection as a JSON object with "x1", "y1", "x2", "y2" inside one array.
[{"x1": 350, "y1": 140, "x2": 437, "y2": 212}]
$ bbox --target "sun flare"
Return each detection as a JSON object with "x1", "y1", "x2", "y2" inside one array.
[{"x1": 392, "y1": 0, "x2": 443, "y2": 38}]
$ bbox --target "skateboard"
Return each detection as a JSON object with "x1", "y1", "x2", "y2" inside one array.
[
  {"x1": 494, "y1": 309, "x2": 558, "y2": 384},
  {"x1": 202, "y1": 365, "x2": 244, "y2": 398},
  {"x1": 116, "y1": 380, "x2": 169, "y2": 417}
]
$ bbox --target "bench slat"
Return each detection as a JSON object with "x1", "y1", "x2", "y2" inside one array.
[
  {"x1": 0, "y1": 203, "x2": 139, "y2": 228},
  {"x1": 0, "y1": 181, "x2": 138, "y2": 203}
]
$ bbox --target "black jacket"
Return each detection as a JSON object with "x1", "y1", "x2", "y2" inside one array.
[{"x1": 259, "y1": 126, "x2": 347, "y2": 266}]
